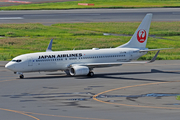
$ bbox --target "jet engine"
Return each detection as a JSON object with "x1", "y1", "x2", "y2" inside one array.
[{"x1": 69, "y1": 66, "x2": 89, "y2": 76}]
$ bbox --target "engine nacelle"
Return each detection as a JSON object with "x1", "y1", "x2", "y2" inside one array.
[{"x1": 70, "y1": 66, "x2": 89, "y2": 76}]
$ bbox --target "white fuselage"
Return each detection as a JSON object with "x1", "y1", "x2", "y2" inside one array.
[
  {"x1": 5, "y1": 47, "x2": 146, "y2": 73},
  {"x1": 5, "y1": 13, "x2": 155, "y2": 79}
]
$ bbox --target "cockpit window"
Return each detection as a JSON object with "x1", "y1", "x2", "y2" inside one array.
[
  {"x1": 12, "y1": 60, "x2": 16, "y2": 62},
  {"x1": 17, "y1": 60, "x2": 21, "y2": 62},
  {"x1": 12, "y1": 60, "x2": 22, "y2": 62}
]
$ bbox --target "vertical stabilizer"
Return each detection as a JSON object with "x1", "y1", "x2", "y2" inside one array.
[{"x1": 117, "y1": 13, "x2": 152, "y2": 48}]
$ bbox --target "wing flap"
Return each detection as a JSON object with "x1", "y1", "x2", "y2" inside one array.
[{"x1": 139, "y1": 48, "x2": 172, "y2": 52}]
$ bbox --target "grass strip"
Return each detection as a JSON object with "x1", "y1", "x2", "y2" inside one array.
[
  {"x1": 0, "y1": 0, "x2": 180, "y2": 10},
  {"x1": 0, "y1": 21, "x2": 180, "y2": 61},
  {"x1": 176, "y1": 95, "x2": 180, "y2": 101}
]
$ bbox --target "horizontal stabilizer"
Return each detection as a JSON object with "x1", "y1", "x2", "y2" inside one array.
[{"x1": 46, "y1": 39, "x2": 53, "y2": 52}]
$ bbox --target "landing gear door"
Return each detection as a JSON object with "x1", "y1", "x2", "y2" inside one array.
[{"x1": 27, "y1": 57, "x2": 33, "y2": 66}]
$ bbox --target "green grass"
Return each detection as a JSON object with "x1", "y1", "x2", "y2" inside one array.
[
  {"x1": 0, "y1": 21, "x2": 180, "y2": 61},
  {"x1": 0, "y1": 0, "x2": 180, "y2": 10},
  {"x1": 176, "y1": 95, "x2": 180, "y2": 101}
]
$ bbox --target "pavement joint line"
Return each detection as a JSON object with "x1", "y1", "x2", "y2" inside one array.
[
  {"x1": 0, "y1": 79, "x2": 19, "y2": 82},
  {"x1": 93, "y1": 81, "x2": 180, "y2": 110}
]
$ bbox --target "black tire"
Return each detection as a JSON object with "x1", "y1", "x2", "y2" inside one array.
[
  {"x1": 20, "y1": 74, "x2": 24, "y2": 79},
  {"x1": 88, "y1": 72, "x2": 94, "y2": 77}
]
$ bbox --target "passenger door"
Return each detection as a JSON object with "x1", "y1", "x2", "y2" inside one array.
[{"x1": 27, "y1": 57, "x2": 33, "y2": 66}]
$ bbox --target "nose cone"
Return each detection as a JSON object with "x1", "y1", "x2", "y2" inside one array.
[
  {"x1": 5, "y1": 62, "x2": 9, "y2": 68},
  {"x1": 5, "y1": 62, "x2": 15, "y2": 71}
]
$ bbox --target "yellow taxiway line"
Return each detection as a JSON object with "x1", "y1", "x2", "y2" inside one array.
[
  {"x1": 0, "y1": 108, "x2": 110, "y2": 120},
  {"x1": 0, "y1": 78, "x2": 111, "y2": 120},
  {"x1": 0, "y1": 108, "x2": 40, "y2": 120},
  {"x1": 93, "y1": 81, "x2": 180, "y2": 110}
]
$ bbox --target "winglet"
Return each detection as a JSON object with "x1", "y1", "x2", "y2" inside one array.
[
  {"x1": 148, "y1": 50, "x2": 160, "y2": 63},
  {"x1": 46, "y1": 39, "x2": 53, "y2": 52}
]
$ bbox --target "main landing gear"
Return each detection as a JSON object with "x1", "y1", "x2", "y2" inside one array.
[{"x1": 88, "y1": 71, "x2": 94, "y2": 77}]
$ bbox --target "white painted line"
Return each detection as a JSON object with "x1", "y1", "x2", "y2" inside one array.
[
  {"x1": 172, "y1": 12, "x2": 180, "y2": 15},
  {"x1": 0, "y1": 17, "x2": 24, "y2": 20},
  {"x1": 24, "y1": 15, "x2": 55, "y2": 16},
  {"x1": 73, "y1": 14, "x2": 101, "y2": 16}
]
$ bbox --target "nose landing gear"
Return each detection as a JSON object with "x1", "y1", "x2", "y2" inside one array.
[
  {"x1": 14, "y1": 72, "x2": 24, "y2": 79},
  {"x1": 19, "y1": 74, "x2": 24, "y2": 79}
]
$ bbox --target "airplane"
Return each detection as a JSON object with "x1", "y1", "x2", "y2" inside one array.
[{"x1": 5, "y1": 13, "x2": 167, "y2": 79}]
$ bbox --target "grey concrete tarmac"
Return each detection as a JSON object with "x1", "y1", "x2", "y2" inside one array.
[
  {"x1": 0, "y1": 60, "x2": 180, "y2": 120},
  {"x1": 0, "y1": 8, "x2": 180, "y2": 25}
]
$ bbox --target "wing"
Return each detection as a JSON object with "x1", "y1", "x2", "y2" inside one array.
[
  {"x1": 139, "y1": 48, "x2": 172, "y2": 52},
  {"x1": 69, "y1": 51, "x2": 160, "y2": 68}
]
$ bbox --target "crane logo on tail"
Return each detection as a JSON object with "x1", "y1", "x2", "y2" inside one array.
[{"x1": 137, "y1": 29, "x2": 146, "y2": 43}]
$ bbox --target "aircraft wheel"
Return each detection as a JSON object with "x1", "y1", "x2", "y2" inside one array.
[
  {"x1": 20, "y1": 74, "x2": 24, "y2": 79},
  {"x1": 88, "y1": 71, "x2": 94, "y2": 77}
]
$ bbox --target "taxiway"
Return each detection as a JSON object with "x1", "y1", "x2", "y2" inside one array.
[
  {"x1": 0, "y1": 61, "x2": 180, "y2": 120},
  {"x1": 0, "y1": 8, "x2": 180, "y2": 25}
]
